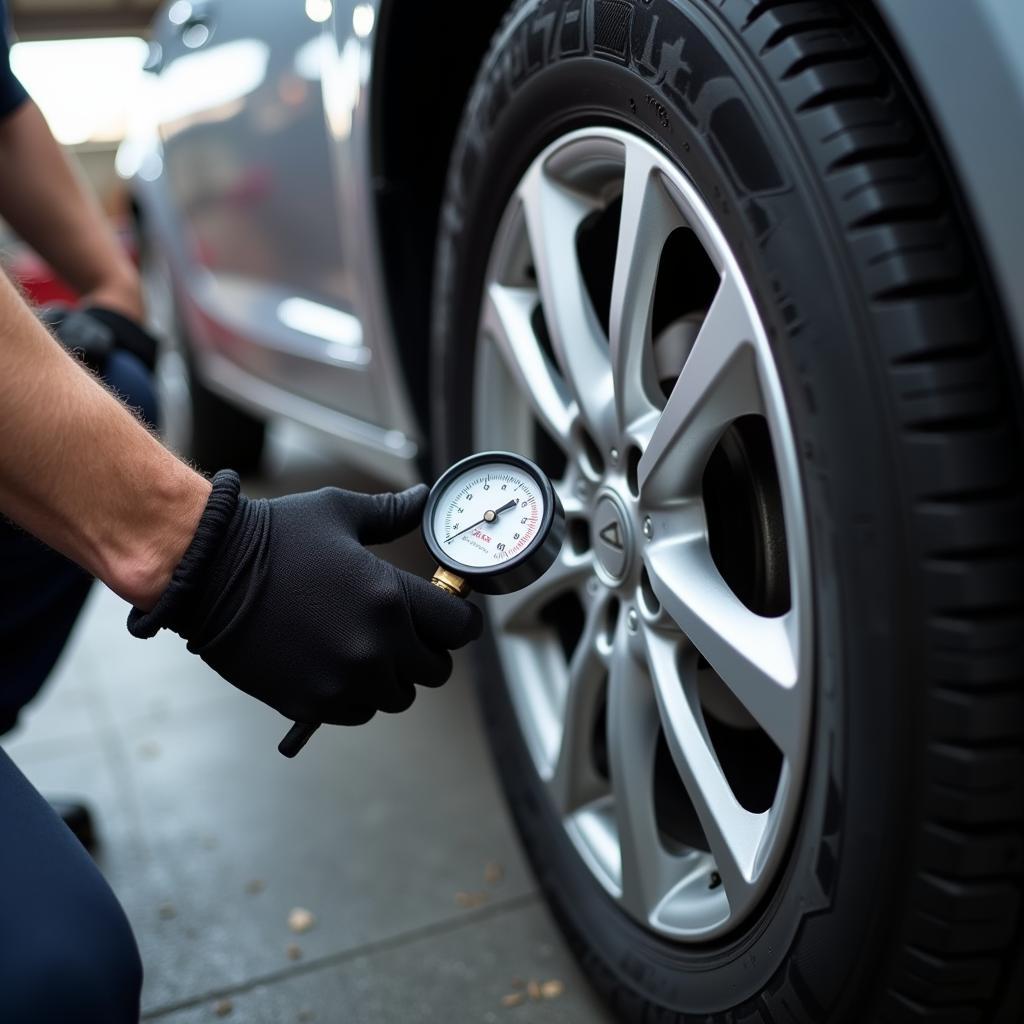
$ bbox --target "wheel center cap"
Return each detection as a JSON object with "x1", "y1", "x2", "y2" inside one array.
[{"x1": 592, "y1": 493, "x2": 633, "y2": 583}]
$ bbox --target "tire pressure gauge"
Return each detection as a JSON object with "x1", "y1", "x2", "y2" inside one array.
[
  {"x1": 278, "y1": 451, "x2": 565, "y2": 757},
  {"x1": 423, "y1": 451, "x2": 565, "y2": 597}
]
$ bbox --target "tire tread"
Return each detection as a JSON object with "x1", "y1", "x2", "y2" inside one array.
[{"x1": 729, "y1": 0, "x2": 1021, "y2": 1018}]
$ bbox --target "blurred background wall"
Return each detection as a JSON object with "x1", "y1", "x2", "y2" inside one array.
[{"x1": 1, "y1": 0, "x2": 159, "y2": 295}]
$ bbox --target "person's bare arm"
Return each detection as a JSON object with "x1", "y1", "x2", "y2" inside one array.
[
  {"x1": 0, "y1": 100, "x2": 142, "y2": 318},
  {"x1": 0, "y1": 271, "x2": 208, "y2": 608}
]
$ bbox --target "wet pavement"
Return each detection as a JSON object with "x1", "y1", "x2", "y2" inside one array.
[{"x1": 2, "y1": 426, "x2": 613, "y2": 1023}]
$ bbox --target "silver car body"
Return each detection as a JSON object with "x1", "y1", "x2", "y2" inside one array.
[{"x1": 123, "y1": 0, "x2": 420, "y2": 484}]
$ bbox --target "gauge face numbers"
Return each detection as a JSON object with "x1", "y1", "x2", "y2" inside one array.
[{"x1": 431, "y1": 461, "x2": 545, "y2": 571}]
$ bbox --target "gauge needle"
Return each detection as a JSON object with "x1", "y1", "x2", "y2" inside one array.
[{"x1": 445, "y1": 499, "x2": 518, "y2": 544}]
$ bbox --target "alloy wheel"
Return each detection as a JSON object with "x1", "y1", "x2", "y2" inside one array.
[{"x1": 473, "y1": 127, "x2": 813, "y2": 940}]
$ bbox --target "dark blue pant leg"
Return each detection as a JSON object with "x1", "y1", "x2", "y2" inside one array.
[
  {"x1": 104, "y1": 348, "x2": 159, "y2": 430},
  {"x1": 0, "y1": 747, "x2": 143, "y2": 1022},
  {"x1": 0, "y1": 350, "x2": 158, "y2": 734}
]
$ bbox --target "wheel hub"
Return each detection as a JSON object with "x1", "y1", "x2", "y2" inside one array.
[{"x1": 591, "y1": 490, "x2": 633, "y2": 585}]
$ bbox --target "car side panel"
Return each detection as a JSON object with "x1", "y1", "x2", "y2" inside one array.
[{"x1": 150, "y1": 0, "x2": 408, "y2": 434}]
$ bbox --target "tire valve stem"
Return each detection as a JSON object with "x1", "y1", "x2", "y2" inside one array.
[
  {"x1": 708, "y1": 871, "x2": 722, "y2": 890},
  {"x1": 430, "y1": 567, "x2": 470, "y2": 598}
]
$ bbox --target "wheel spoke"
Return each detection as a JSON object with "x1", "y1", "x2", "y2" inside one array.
[
  {"x1": 637, "y1": 272, "x2": 763, "y2": 504},
  {"x1": 483, "y1": 284, "x2": 577, "y2": 452},
  {"x1": 561, "y1": 467, "x2": 590, "y2": 512},
  {"x1": 488, "y1": 542, "x2": 593, "y2": 630},
  {"x1": 644, "y1": 535, "x2": 802, "y2": 759},
  {"x1": 606, "y1": 622, "x2": 679, "y2": 919},
  {"x1": 519, "y1": 164, "x2": 616, "y2": 449},
  {"x1": 643, "y1": 628, "x2": 769, "y2": 917},
  {"x1": 549, "y1": 590, "x2": 612, "y2": 814},
  {"x1": 609, "y1": 147, "x2": 683, "y2": 434}
]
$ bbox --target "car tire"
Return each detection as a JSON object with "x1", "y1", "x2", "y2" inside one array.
[
  {"x1": 432, "y1": 1, "x2": 1024, "y2": 1021},
  {"x1": 138, "y1": 229, "x2": 266, "y2": 476}
]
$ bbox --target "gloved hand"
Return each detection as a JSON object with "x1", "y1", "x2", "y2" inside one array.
[
  {"x1": 40, "y1": 303, "x2": 158, "y2": 375},
  {"x1": 128, "y1": 471, "x2": 482, "y2": 726},
  {"x1": 82, "y1": 305, "x2": 159, "y2": 372}
]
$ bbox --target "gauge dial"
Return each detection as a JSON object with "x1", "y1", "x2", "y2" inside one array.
[
  {"x1": 423, "y1": 451, "x2": 564, "y2": 596},
  {"x1": 430, "y1": 461, "x2": 544, "y2": 570}
]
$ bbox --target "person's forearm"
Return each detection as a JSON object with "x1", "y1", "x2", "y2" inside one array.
[
  {"x1": 0, "y1": 272, "x2": 208, "y2": 608},
  {"x1": 0, "y1": 101, "x2": 141, "y2": 317}
]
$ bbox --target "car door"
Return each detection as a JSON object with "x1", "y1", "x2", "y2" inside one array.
[{"x1": 150, "y1": 0, "x2": 380, "y2": 423}]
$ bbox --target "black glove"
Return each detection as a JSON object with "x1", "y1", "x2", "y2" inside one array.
[
  {"x1": 82, "y1": 306, "x2": 159, "y2": 372},
  {"x1": 128, "y1": 471, "x2": 482, "y2": 726},
  {"x1": 41, "y1": 304, "x2": 158, "y2": 374}
]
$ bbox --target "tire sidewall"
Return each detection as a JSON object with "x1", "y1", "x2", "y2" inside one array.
[{"x1": 433, "y1": 1, "x2": 920, "y2": 1017}]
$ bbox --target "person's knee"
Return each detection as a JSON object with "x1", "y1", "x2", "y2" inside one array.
[
  {"x1": 0, "y1": 750, "x2": 143, "y2": 1022},
  {"x1": 6, "y1": 914, "x2": 142, "y2": 1023}
]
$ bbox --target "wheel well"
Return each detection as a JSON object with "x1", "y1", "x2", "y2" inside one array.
[{"x1": 372, "y1": 0, "x2": 511, "y2": 448}]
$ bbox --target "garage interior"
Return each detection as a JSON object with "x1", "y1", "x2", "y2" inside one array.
[{"x1": 8, "y1": 0, "x2": 157, "y2": 204}]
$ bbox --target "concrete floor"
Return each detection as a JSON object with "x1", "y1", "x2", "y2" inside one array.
[{"x1": 2, "y1": 427, "x2": 614, "y2": 1023}]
